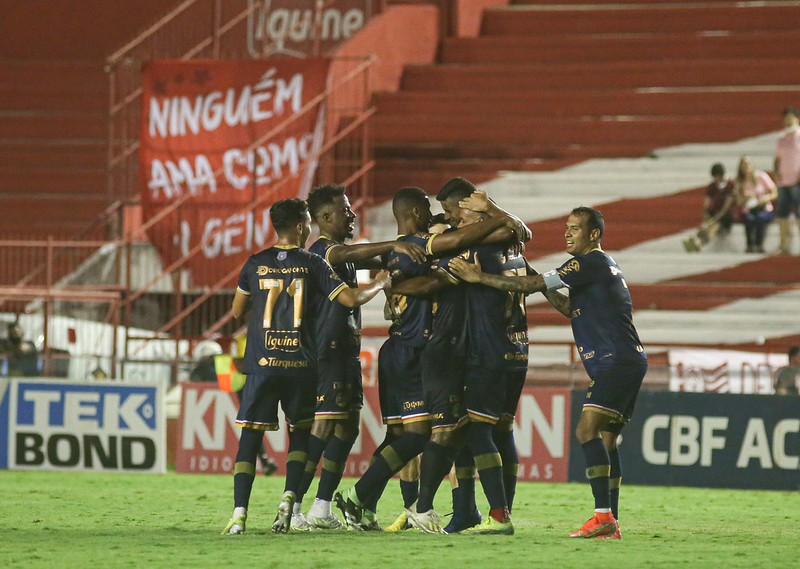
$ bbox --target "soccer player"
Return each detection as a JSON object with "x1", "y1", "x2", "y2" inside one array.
[
  {"x1": 335, "y1": 186, "x2": 516, "y2": 530},
  {"x1": 450, "y1": 204, "x2": 648, "y2": 540},
  {"x1": 290, "y1": 184, "x2": 426, "y2": 530},
  {"x1": 408, "y1": 183, "x2": 529, "y2": 535},
  {"x1": 221, "y1": 197, "x2": 391, "y2": 535}
]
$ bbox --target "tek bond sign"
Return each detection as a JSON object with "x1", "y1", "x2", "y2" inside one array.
[
  {"x1": 0, "y1": 378, "x2": 166, "y2": 473},
  {"x1": 176, "y1": 382, "x2": 571, "y2": 482},
  {"x1": 568, "y1": 390, "x2": 800, "y2": 490}
]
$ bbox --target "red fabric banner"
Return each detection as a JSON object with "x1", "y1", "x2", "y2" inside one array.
[{"x1": 139, "y1": 58, "x2": 330, "y2": 285}]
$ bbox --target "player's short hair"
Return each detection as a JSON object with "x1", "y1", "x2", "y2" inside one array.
[
  {"x1": 270, "y1": 198, "x2": 308, "y2": 233},
  {"x1": 437, "y1": 177, "x2": 476, "y2": 202},
  {"x1": 428, "y1": 213, "x2": 448, "y2": 227},
  {"x1": 789, "y1": 345, "x2": 800, "y2": 359},
  {"x1": 710, "y1": 162, "x2": 725, "y2": 177},
  {"x1": 392, "y1": 186, "x2": 428, "y2": 216},
  {"x1": 571, "y1": 206, "x2": 604, "y2": 239},
  {"x1": 783, "y1": 107, "x2": 799, "y2": 118},
  {"x1": 307, "y1": 184, "x2": 345, "y2": 220}
]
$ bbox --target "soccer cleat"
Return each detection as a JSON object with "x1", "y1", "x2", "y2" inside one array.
[
  {"x1": 596, "y1": 520, "x2": 621, "y2": 540},
  {"x1": 290, "y1": 511, "x2": 312, "y2": 531},
  {"x1": 333, "y1": 489, "x2": 363, "y2": 531},
  {"x1": 221, "y1": 513, "x2": 246, "y2": 535},
  {"x1": 461, "y1": 515, "x2": 515, "y2": 536},
  {"x1": 383, "y1": 509, "x2": 411, "y2": 532},
  {"x1": 407, "y1": 508, "x2": 446, "y2": 534},
  {"x1": 682, "y1": 237, "x2": 700, "y2": 253},
  {"x1": 569, "y1": 513, "x2": 617, "y2": 538},
  {"x1": 260, "y1": 454, "x2": 278, "y2": 476},
  {"x1": 443, "y1": 508, "x2": 482, "y2": 534},
  {"x1": 360, "y1": 509, "x2": 382, "y2": 531},
  {"x1": 308, "y1": 511, "x2": 344, "y2": 530},
  {"x1": 272, "y1": 491, "x2": 296, "y2": 534}
]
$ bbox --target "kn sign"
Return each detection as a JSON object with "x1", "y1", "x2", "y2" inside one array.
[
  {"x1": 0, "y1": 378, "x2": 166, "y2": 473},
  {"x1": 176, "y1": 381, "x2": 571, "y2": 481}
]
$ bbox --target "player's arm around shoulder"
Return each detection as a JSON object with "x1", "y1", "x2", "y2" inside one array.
[
  {"x1": 336, "y1": 270, "x2": 392, "y2": 308},
  {"x1": 326, "y1": 239, "x2": 427, "y2": 268}
]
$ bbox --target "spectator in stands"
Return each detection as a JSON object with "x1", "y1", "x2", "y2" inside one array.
[
  {"x1": 2, "y1": 322, "x2": 39, "y2": 377},
  {"x1": 773, "y1": 107, "x2": 800, "y2": 255},
  {"x1": 683, "y1": 162, "x2": 736, "y2": 252},
  {"x1": 734, "y1": 156, "x2": 778, "y2": 253},
  {"x1": 774, "y1": 346, "x2": 800, "y2": 396}
]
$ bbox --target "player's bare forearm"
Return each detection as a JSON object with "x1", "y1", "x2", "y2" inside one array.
[
  {"x1": 479, "y1": 272, "x2": 545, "y2": 293},
  {"x1": 543, "y1": 290, "x2": 570, "y2": 317},
  {"x1": 449, "y1": 257, "x2": 544, "y2": 293},
  {"x1": 328, "y1": 240, "x2": 427, "y2": 267},
  {"x1": 430, "y1": 215, "x2": 507, "y2": 254},
  {"x1": 391, "y1": 273, "x2": 450, "y2": 296},
  {"x1": 338, "y1": 270, "x2": 391, "y2": 307}
]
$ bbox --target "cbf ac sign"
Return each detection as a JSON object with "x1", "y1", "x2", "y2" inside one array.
[
  {"x1": 0, "y1": 378, "x2": 166, "y2": 473},
  {"x1": 568, "y1": 390, "x2": 800, "y2": 490}
]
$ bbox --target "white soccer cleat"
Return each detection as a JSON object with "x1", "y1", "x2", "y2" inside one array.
[
  {"x1": 291, "y1": 511, "x2": 312, "y2": 531},
  {"x1": 408, "y1": 508, "x2": 446, "y2": 534},
  {"x1": 272, "y1": 491, "x2": 296, "y2": 534},
  {"x1": 308, "y1": 511, "x2": 344, "y2": 530},
  {"x1": 221, "y1": 508, "x2": 247, "y2": 535}
]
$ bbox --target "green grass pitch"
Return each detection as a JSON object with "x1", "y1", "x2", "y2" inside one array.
[{"x1": 1, "y1": 470, "x2": 798, "y2": 569}]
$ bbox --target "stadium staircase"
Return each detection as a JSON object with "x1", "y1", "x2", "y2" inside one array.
[{"x1": 363, "y1": 0, "x2": 800, "y2": 366}]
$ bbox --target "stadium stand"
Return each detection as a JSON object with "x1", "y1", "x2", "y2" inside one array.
[
  {"x1": 363, "y1": 0, "x2": 800, "y2": 365},
  {"x1": 370, "y1": 1, "x2": 800, "y2": 199},
  {"x1": 0, "y1": 0, "x2": 184, "y2": 238}
]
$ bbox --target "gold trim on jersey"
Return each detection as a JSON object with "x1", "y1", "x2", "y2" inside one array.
[{"x1": 329, "y1": 281, "x2": 348, "y2": 301}]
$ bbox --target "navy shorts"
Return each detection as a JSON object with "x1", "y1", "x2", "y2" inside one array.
[
  {"x1": 236, "y1": 372, "x2": 316, "y2": 431},
  {"x1": 378, "y1": 337, "x2": 427, "y2": 425},
  {"x1": 315, "y1": 355, "x2": 363, "y2": 419},
  {"x1": 464, "y1": 364, "x2": 506, "y2": 425},
  {"x1": 583, "y1": 354, "x2": 648, "y2": 425},
  {"x1": 501, "y1": 368, "x2": 527, "y2": 420},
  {"x1": 421, "y1": 340, "x2": 466, "y2": 431},
  {"x1": 775, "y1": 184, "x2": 800, "y2": 218}
]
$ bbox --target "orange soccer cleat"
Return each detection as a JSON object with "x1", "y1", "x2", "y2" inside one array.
[{"x1": 569, "y1": 512, "x2": 617, "y2": 538}]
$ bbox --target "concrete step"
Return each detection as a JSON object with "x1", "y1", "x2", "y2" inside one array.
[
  {"x1": 401, "y1": 59, "x2": 797, "y2": 91},
  {"x1": 441, "y1": 31, "x2": 800, "y2": 64},
  {"x1": 482, "y1": 3, "x2": 800, "y2": 35}
]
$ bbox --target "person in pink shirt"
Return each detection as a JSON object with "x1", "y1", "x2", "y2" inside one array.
[
  {"x1": 735, "y1": 156, "x2": 778, "y2": 253},
  {"x1": 773, "y1": 107, "x2": 800, "y2": 254}
]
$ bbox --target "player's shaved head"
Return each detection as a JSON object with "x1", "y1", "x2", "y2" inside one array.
[
  {"x1": 437, "y1": 177, "x2": 476, "y2": 202},
  {"x1": 392, "y1": 186, "x2": 429, "y2": 217}
]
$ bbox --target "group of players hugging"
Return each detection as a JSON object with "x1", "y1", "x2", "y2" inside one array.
[{"x1": 222, "y1": 176, "x2": 647, "y2": 540}]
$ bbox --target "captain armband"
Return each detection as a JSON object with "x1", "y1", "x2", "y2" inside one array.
[{"x1": 542, "y1": 270, "x2": 564, "y2": 292}]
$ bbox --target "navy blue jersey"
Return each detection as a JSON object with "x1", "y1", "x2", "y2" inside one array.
[
  {"x1": 464, "y1": 244, "x2": 529, "y2": 369},
  {"x1": 385, "y1": 233, "x2": 435, "y2": 347},
  {"x1": 237, "y1": 245, "x2": 348, "y2": 375},
  {"x1": 500, "y1": 250, "x2": 529, "y2": 370},
  {"x1": 307, "y1": 236, "x2": 361, "y2": 358},
  {"x1": 429, "y1": 248, "x2": 467, "y2": 356},
  {"x1": 556, "y1": 249, "x2": 644, "y2": 376}
]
